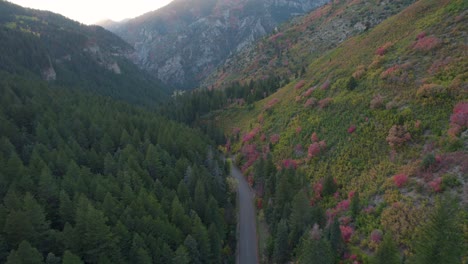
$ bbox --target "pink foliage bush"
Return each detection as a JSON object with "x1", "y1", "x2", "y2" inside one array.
[
  {"x1": 336, "y1": 199, "x2": 350, "y2": 211},
  {"x1": 450, "y1": 102, "x2": 468, "y2": 127},
  {"x1": 243, "y1": 128, "x2": 260, "y2": 143},
  {"x1": 340, "y1": 225, "x2": 353, "y2": 243},
  {"x1": 311, "y1": 132, "x2": 319, "y2": 142},
  {"x1": 318, "y1": 98, "x2": 333, "y2": 109},
  {"x1": 295, "y1": 80, "x2": 306, "y2": 90},
  {"x1": 380, "y1": 65, "x2": 400, "y2": 79},
  {"x1": 412, "y1": 35, "x2": 440, "y2": 51},
  {"x1": 269, "y1": 32, "x2": 284, "y2": 42},
  {"x1": 260, "y1": 134, "x2": 266, "y2": 141},
  {"x1": 375, "y1": 42, "x2": 392, "y2": 56},
  {"x1": 270, "y1": 134, "x2": 280, "y2": 144},
  {"x1": 429, "y1": 177, "x2": 442, "y2": 192},
  {"x1": 313, "y1": 182, "x2": 323, "y2": 200},
  {"x1": 241, "y1": 144, "x2": 260, "y2": 172},
  {"x1": 303, "y1": 87, "x2": 315, "y2": 97},
  {"x1": 370, "y1": 229, "x2": 383, "y2": 243},
  {"x1": 264, "y1": 98, "x2": 280, "y2": 110},
  {"x1": 348, "y1": 125, "x2": 356, "y2": 134},
  {"x1": 296, "y1": 126, "x2": 302, "y2": 134},
  {"x1": 321, "y1": 79, "x2": 331, "y2": 90},
  {"x1": 304, "y1": 98, "x2": 317, "y2": 108},
  {"x1": 308, "y1": 143, "x2": 321, "y2": 158},
  {"x1": 282, "y1": 159, "x2": 298, "y2": 169},
  {"x1": 348, "y1": 191, "x2": 355, "y2": 199},
  {"x1": 319, "y1": 140, "x2": 327, "y2": 150},
  {"x1": 393, "y1": 174, "x2": 408, "y2": 188}
]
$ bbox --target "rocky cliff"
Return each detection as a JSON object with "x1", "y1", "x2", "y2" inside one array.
[{"x1": 104, "y1": 0, "x2": 329, "y2": 89}]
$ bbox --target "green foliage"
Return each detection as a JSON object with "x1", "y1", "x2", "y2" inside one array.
[
  {"x1": 6, "y1": 241, "x2": 43, "y2": 264},
  {"x1": 273, "y1": 219, "x2": 289, "y2": 264},
  {"x1": 372, "y1": 233, "x2": 400, "y2": 264},
  {"x1": 410, "y1": 196, "x2": 464, "y2": 264},
  {"x1": 0, "y1": 73, "x2": 235, "y2": 262}
]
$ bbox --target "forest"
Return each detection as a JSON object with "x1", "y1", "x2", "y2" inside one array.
[{"x1": 0, "y1": 73, "x2": 236, "y2": 263}]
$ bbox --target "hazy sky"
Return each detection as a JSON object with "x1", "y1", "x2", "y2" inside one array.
[{"x1": 7, "y1": 0, "x2": 173, "y2": 24}]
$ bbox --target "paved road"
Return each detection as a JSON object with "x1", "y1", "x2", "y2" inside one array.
[{"x1": 231, "y1": 162, "x2": 259, "y2": 264}]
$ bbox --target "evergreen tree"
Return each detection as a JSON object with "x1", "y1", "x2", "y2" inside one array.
[
  {"x1": 322, "y1": 174, "x2": 337, "y2": 197},
  {"x1": 411, "y1": 196, "x2": 464, "y2": 264},
  {"x1": 172, "y1": 245, "x2": 190, "y2": 264},
  {"x1": 289, "y1": 190, "x2": 310, "y2": 248},
  {"x1": 373, "y1": 232, "x2": 400, "y2": 264},
  {"x1": 273, "y1": 219, "x2": 289, "y2": 263},
  {"x1": 350, "y1": 191, "x2": 360, "y2": 219},
  {"x1": 6, "y1": 240, "x2": 43, "y2": 264},
  {"x1": 297, "y1": 225, "x2": 333, "y2": 264},
  {"x1": 327, "y1": 218, "x2": 344, "y2": 258},
  {"x1": 62, "y1": 250, "x2": 84, "y2": 264},
  {"x1": 184, "y1": 235, "x2": 201, "y2": 264}
]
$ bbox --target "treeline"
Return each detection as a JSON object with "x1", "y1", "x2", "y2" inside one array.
[
  {"x1": 0, "y1": 72, "x2": 236, "y2": 263},
  {"x1": 160, "y1": 76, "x2": 283, "y2": 123}
]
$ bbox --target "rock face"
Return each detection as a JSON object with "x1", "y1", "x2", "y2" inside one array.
[{"x1": 105, "y1": 0, "x2": 329, "y2": 89}]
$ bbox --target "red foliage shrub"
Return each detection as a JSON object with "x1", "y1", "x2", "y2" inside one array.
[
  {"x1": 393, "y1": 174, "x2": 408, "y2": 188},
  {"x1": 412, "y1": 35, "x2": 440, "y2": 51},
  {"x1": 260, "y1": 134, "x2": 266, "y2": 141},
  {"x1": 336, "y1": 199, "x2": 350, "y2": 211},
  {"x1": 257, "y1": 198, "x2": 263, "y2": 209},
  {"x1": 318, "y1": 97, "x2": 333, "y2": 109},
  {"x1": 340, "y1": 225, "x2": 353, "y2": 243},
  {"x1": 416, "y1": 32, "x2": 426, "y2": 40},
  {"x1": 429, "y1": 177, "x2": 442, "y2": 192},
  {"x1": 269, "y1": 32, "x2": 284, "y2": 42},
  {"x1": 296, "y1": 126, "x2": 302, "y2": 134},
  {"x1": 270, "y1": 134, "x2": 280, "y2": 144},
  {"x1": 295, "y1": 80, "x2": 306, "y2": 90},
  {"x1": 308, "y1": 142, "x2": 321, "y2": 158},
  {"x1": 348, "y1": 125, "x2": 356, "y2": 134},
  {"x1": 264, "y1": 98, "x2": 280, "y2": 110},
  {"x1": 319, "y1": 140, "x2": 327, "y2": 150},
  {"x1": 321, "y1": 79, "x2": 331, "y2": 90},
  {"x1": 348, "y1": 191, "x2": 355, "y2": 199},
  {"x1": 370, "y1": 229, "x2": 383, "y2": 243},
  {"x1": 282, "y1": 159, "x2": 298, "y2": 169},
  {"x1": 311, "y1": 132, "x2": 319, "y2": 142},
  {"x1": 450, "y1": 102, "x2": 468, "y2": 127},
  {"x1": 313, "y1": 182, "x2": 323, "y2": 200},
  {"x1": 339, "y1": 216, "x2": 352, "y2": 226},
  {"x1": 304, "y1": 98, "x2": 317, "y2": 108},
  {"x1": 380, "y1": 65, "x2": 400, "y2": 79},
  {"x1": 375, "y1": 42, "x2": 392, "y2": 56},
  {"x1": 303, "y1": 87, "x2": 315, "y2": 97}
]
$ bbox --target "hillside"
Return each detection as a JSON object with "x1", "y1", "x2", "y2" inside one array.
[
  {"x1": 0, "y1": 1, "x2": 168, "y2": 106},
  {"x1": 105, "y1": 0, "x2": 329, "y2": 89},
  {"x1": 202, "y1": 0, "x2": 417, "y2": 89},
  {"x1": 216, "y1": 0, "x2": 467, "y2": 262}
]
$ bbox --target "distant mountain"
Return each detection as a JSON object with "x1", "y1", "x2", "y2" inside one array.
[
  {"x1": 105, "y1": 0, "x2": 330, "y2": 90},
  {"x1": 203, "y1": 0, "x2": 417, "y2": 89},
  {"x1": 0, "y1": 1, "x2": 169, "y2": 105}
]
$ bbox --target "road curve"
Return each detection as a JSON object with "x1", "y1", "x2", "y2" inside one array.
[{"x1": 231, "y1": 161, "x2": 259, "y2": 264}]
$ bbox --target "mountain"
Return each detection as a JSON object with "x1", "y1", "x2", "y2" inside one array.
[
  {"x1": 105, "y1": 0, "x2": 330, "y2": 90},
  {"x1": 208, "y1": 0, "x2": 466, "y2": 262},
  {"x1": 0, "y1": 1, "x2": 168, "y2": 106},
  {"x1": 203, "y1": 0, "x2": 417, "y2": 88}
]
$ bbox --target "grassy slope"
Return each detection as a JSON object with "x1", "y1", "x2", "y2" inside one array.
[{"x1": 218, "y1": 0, "x2": 467, "y2": 258}]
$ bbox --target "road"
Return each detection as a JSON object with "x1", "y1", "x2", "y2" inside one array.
[{"x1": 231, "y1": 162, "x2": 259, "y2": 264}]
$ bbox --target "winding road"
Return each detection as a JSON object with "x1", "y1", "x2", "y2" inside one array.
[{"x1": 231, "y1": 161, "x2": 259, "y2": 264}]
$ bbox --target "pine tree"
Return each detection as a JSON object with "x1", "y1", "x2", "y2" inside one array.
[
  {"x1": 322, "y1": 174, "x2": 336, "y2": 197},
  {"x1": 327, "y1": 218, "x2": 344, "y2": 258},
  {"x1": 6, "y1": 240, "x2": 43, "y2": 264},
  {"x1": 62, "y1": 250, "x2": 84, "y2": 264},
  {"x1": 373, "y1": 232, "x2": 400, "y2": 264},
  {"x1": 184, "y1": 235, "x2": 201, "y2": 264},
  {"x1": 350, "y1": 191, "x2": 360, "y2": 219},
  {"x1": 273, "y1": 219, "x2": 289, "y2": 263},
  {"x1": 172, "y1": 245, "x2": 190, "y2": 264},
  {"x1": 297, "y1": 226, "x2": 333, "y2": 264},
  {"x1": 289, "y1": 190, "x2": 310, "y2": 248},
  {"x1": 411, "y1": 196, "x2": 463, "y2": 264}
]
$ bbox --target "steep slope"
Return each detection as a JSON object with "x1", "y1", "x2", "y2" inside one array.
[
  {"x1": 0, "y1": 1, "x2": 168, "y2": 106},
  {"x1": 217, "y1": 0, "x2": 467, "y2": 262},
  {"x1": 203, "y1": 0, "x2": 417, "y2": 89},
  {"x1": 107, "y1": 0, "x2": 329, "y2": 89}
]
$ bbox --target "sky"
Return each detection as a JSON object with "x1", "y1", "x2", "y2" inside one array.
[{"x1": 7, "y1": 0, "x2": 173, "y2": 25}]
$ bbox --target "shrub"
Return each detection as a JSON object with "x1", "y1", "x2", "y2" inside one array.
[
  {"x1": 412, "y1": 35, "x2": 440, "y2": 51},
  {"x1": 393, "y1": 174, "x2": 408, "y2": 188},
  {"x1": 421, "y1": 153, "x2": 436, "y2": 169},
  {"x1": 370, "y1": 94, "x2": 384, "y2": 109},
  {"x1": 264, "y1": 98, "x2": 280, "y2": 110},
  {"x1": 347, "y1": 125, "x2": 356, "y2": 134},
  {"x1": 318, "y1": 98, "x2": 333, "y2": 109},
  {"x1": 295, "y1": 80, "x2": 305, "y2": 90},
  {"x1": 375, "y1": 42, "x2": 392, "y2": 56},
  {"x1": 441, "y1": 174, "x2": 461, "y2": 189},
  {"x1": 303, "y1": 87, "x2": 315, "y2": 97},
  {"x1": 308, "y1": 143, "x2": 321, "y2": 158},
  {"x1": 304, "y1": 98, "x2": 317, "y2": 108},
  {"x1": 386, "y1": 125, "x2": 411, "y2": 149},
  {"x1": 282, "y1": 159, "x2": 298, "y2": 169},
  {"x1": 429, "y1": 177, "x2": 443, "y2": 192},
  {"x1": 311, "y1": 132, "x2": 319, "y2": 142},
  {"x1": 270, "y1": 134, "x2": 280, "y2": 144},
  {"x1": 416, "y1": 83, "x2": 447, "y2": 98},
  {"x1": 340, "y1": 225, "x2": 353, "y2": 243},
  {"x1": 450, "y1": 102, "x2": 468, "y2": 127},
  {"x1": 321, "y1": 79, "x2": 331, "y2": 90},
  {"x1": 370, "y1": 229, "x2": 383, "y2": 243}
]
